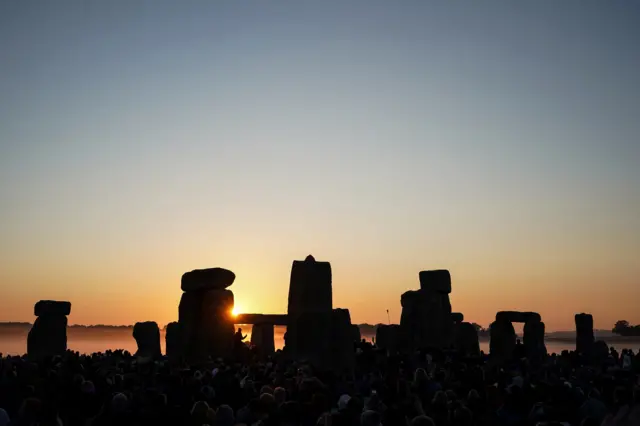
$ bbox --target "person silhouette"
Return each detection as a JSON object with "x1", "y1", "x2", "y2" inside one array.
[{"x1": 235, "y1": 328, "x2": 247, "y2": 343}]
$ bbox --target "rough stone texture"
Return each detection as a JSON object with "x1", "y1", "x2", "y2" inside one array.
[
  {"x1": 165, "y1": 322, "x2": 182, "y2": 360},
  {"x1": 27, "y1": 315, "x2": 68, "y2": 359},
  {"x1": 133, "y1": 321, "x2": 161, "y2": 359},
  {"x1": 287, "y1": 255, "x2": 332, "y2": 319},
  {"x1": 286, "y1": 311, "x2": 332, "y2": 366},
  {"x1": 250, "y1": 323, "x2": 275, "y2": 356},
  {"x1": 451, "y1": 312, "x2": 464, "y2": 323},
  {"x1": 331, "y1": 308, "x2": 355, "y2": 370},
  {"x1": 418, "y1": 270, "x2": 452, "y2": 294},
  {"x1": 489, "y1": 320, "x2": 516, "y2": 360},
  {"x1": 523, "y1": 320, "x2": 547, "y2": 360},
  {"x1": 34, "y1": 300, "x2": 71, "y2": 317},
  {"x1": 181, "y1": 268, "x2": 236, "y2": 292},
  {"x1": 575, "y1": 313, "x2": 594, "y2": 355},
  {"x1": 496, "y1": 311, "x2": 542, "y2": 324},
  {"x1": 400, "y1": 289, "x2": 453, "y2": 349},
  {"x1": 351, "y1": 324, "x2": 362, "y2": 343},
  {"x1": 179, "y1": 289, "x2": 235, "y2": 362},
  {"x1": 375, "y1": 324, "x2": 401, "y2": 351},
  {"x1": 454, "y1": 322, "x2": 480, "y2": 356}
]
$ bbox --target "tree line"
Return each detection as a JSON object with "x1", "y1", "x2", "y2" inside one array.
[{"x1": 612, "y1": 320, "x2": 640, "y2": 336}]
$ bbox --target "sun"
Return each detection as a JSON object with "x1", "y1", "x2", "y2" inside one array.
[{"x1": 231, "y1": 306, "x2": 239, "y2": 317}]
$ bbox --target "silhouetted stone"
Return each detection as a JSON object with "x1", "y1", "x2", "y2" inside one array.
[
  {"x1": 400, "y1": 289, "x2": 453, "y2": 349},
  {"x1": 165, "y1": 322, "x2": 182, "y2": 360},
  {"x1": 375, "y1": 324, "x2": 401, "y2": 351},
  {"x1": 133, "y1": 321, "x2": 161, "y2": 359},
  {"x1": 351, "y1": 324, "x2": 361, "y2": 343},
  {"x1": 489, "y1": 320, "x2": 516, "y2": 361},
  {"x1": 523, "y1": 320, "x2": 546, "y2": 360},
  {"x1": 250, "y1": 323, "x2": 275, "y2": 357},
  {"x1": 418, "y1": 270, "x2": 452, "y2": 294},
  {"x1": 34, "y1": 300, "x2": 71, "y2": 317},
  {"x1": 235, "y1": 313, "x2": 288, "y2": 326},
  {"x1": 331, "y1": 308, "x2": 355, "y2": 370},
  {"x1": 287, "y1": 255, "x2": 332, "y2": 319},
  {"x1": 181, "y1": 268, "x2": 236, "y2": 292},
  {"x1": 575, "y1": 313, "x2": 594, "y2": 355},
  {"x1": 179, "y1": 289, "x2": 235, "y2": 362},
  {"x1": 286, "y1": 311, "x2": 332, "y2": 366},
  {"x1": 451, "y1": 312, "x2": 464, "y2": 323},
  {"x1": 28, "y1": 315, "x2": 68, "y2": 359},
  {"x1": 28, "y1": 300, "x2": 70, "y2": 359},
  {"x1": 454, "y1": 322, "x2": 480, "y2": 356},
  {"x1": 496, "y1": 311, "x2": 541, "y2": 324}
]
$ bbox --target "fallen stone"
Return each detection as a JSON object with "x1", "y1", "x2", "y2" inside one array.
[
  {"x1": 287, "y1": 255, "x2": 332, "y2": 319},
  {"x1": 418, "y1": 270, "x2": 452, "y2": 294},
  {"x1": 181, "y1": 267, "x2": 236, "y2": 292},
  {"x1": 495, "y1": 311, "x2": 541, "y2": 324},
  {"x1": 27, "y1": 315, "x2": 68, "y2": 359},
  {"x1": 34, "y1": 300, "x2": 71, "y2": 317}
]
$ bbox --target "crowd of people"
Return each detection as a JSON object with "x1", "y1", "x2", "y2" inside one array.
[{"x1": 0, "y1": 335, "x2": 639, "y2": 426}]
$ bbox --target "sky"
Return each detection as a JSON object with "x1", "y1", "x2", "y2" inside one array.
[{"x1": 1, "y1": 1, "x2": 639, "y2": 331}]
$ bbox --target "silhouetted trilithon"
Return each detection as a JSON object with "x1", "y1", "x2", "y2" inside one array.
[
  {"x1": 490, "y1": 311, "x2": 545, "y2": 361},
  {"x1": 28, "y1": 300, "x2": 71, "y2": 359},
  {"x1": 575, "y1": 313, "x2": 594, "y2": 355},
  {"x1": 179, "y1": 268, "x2": 235, "y2": 362},
  {"x1": 165, "y1": 321, "x2": 183, "y2": 360},
  {"x1": 454, "y1": 322, "x2": 480, "y2": 356},
  {"x1": 400, "y1": 287, "x2": 453, "y2": 349},
  {"x1": 181, "y1": 267, "x2": 236, "y2": 292},
  {"x1": 133, "y1": 321, "x2": 161, "y2": 359},
  {"x1": 250, "y1": 323, "x2": 275, "y2": 357}
]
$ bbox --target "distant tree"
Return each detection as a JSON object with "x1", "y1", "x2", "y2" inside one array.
[{"x1": 613, "y1": 320, "x2": 635, "y2": 336}]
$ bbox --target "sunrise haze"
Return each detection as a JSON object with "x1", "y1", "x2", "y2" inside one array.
[{"x1": 1, "y1": 1, "x2": 639, "y2": 331}]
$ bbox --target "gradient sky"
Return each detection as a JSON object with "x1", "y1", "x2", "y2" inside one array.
[{"x1": 1, "y1": 1, "x2": 639, "y2": 331}]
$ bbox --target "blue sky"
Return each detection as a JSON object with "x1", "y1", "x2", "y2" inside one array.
[{"x1": 1, "y1": 1, "x2": 638, "y2": 329}]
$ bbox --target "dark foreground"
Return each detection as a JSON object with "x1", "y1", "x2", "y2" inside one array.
[{"x1": 0, "y1": 343, "x2": 639, "y2": 426}]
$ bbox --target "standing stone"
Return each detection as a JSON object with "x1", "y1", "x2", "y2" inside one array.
[
  {"x1": 133, "y1": 321, "x2": 161, "y2": 359},
  {"x1": 179, "y1": 288, "x2": 235, "y2": 362},
  {"x1": 489, "y1": 320, "x2": 516, "y2": 361},
  {"x1": 375, "y1": 324, "x2": 401, "y2": 351},
  {"x1": 287, "y1": 255, "x2": 332, "y2": 318},
  {"x1": 181, "y1": 268, "x2": 236, "y2": 292},
  {"x1": 351, "y1": 324, "x2": 362, "y2": 343},
  {"x1": 400, "y1": 287, "x2": 453, "y2": 349},
  {"x1": 287, "y1": 311, "x2": 332, "y2": 366},
  {"x1": 250, "y1": 323, "x2": 275, "y2": 357},
  {"x1": 523, "y1": 320, "x2": 546, "y2": 360},
  {"x1": 331, "y1": 308, "x2": 355, "y2": 370},
  {"x1": 28, "y1": 300, "x2": 71, "y2": 359},
  {"x1": 454, "y1": 322, "x2": 480, "y2": 356},
  {"x1": 575, "y1": 313, "x2": 594, "y2": 355},
  {"x1": 165, "y1": 321, "x2": 183, "y2": 360}
]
